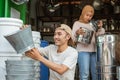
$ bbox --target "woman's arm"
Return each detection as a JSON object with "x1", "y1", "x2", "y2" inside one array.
[{"x1": 96, "y1": 20, "x2": 105, "y2": 36}]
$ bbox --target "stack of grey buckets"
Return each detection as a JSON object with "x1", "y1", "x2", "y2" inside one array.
[
  {"x1": 0, "y1": 18, "x2": 41, "y2": 80},
  {"x1": 5, "y1": 60, "x2": 40, "y2": 80}
]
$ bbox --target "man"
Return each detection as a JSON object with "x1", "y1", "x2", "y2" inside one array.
[{"x1": 25, "y1": 24, "x2": 78, "y2": 80}]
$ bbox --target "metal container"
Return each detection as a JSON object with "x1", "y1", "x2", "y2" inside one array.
[
  {"x1": 6, "y1": 74, "x2": 39, "y2": 80},
  {"x1": 77, "y1": 28, "x2": 94, "y2": 44},
  {"x1": 116, "y1": 66, "x2": 120, "y2": 80},
  {"x1": 96, "y1": 34, "x2": 118, "y2": 80},
  {"x1": 5, "y1": 60, "x2": 40, "y2": 66},
  {"x1": 6, "y1": 64, "x2": 38, "y2": 70},
  {"x1": 4, "y1": 26, "x2": 34, "y2": 54},
  {"x1": 6, "y1": 70, "x2": 39, "y2": 75},
  {"x1": 5, "y1": 60, "x2": 40, "y2": 72},
  {"x1": 5, "y1": 60, "x2": 40, "y2": 80},
  {"x1": 90, "y1": 20, "x2": 99, "y2": 32}
]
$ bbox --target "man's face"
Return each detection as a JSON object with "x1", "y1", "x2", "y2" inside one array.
[{"x1": 53, "y1": 29, "x2": 69, "y2": 46}]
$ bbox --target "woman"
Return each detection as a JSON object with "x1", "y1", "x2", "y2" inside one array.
[{"x1": 72, "y1": 5, "x2": 105, "y2": 80}]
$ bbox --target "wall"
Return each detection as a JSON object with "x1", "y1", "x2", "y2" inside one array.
[
  {"x1": 0, "y1": 0, "x2": 27, "y2": 23},
  {"x1": 0, "y1": 0, "x2": 5, "y2": 17}
]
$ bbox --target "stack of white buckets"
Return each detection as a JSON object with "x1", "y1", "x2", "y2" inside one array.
[{"x1": 0, "y1": 18, "x2": 41, "y2": 80}]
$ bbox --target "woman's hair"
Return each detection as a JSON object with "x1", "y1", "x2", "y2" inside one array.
[{"x1": 79, "y1": 5, "x2": 94, "y2": 21}]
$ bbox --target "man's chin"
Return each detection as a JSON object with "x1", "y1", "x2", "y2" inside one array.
[{"x1": 55, "y1": 43, "x2": 60, "y2": 46}]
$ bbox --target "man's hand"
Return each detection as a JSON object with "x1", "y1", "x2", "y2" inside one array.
[
  {"x1": 20, "y1": 25, "x2": 29, "y2": 30},
  {"x1": 97, "y1": 20, "x2": 103, "y2": 28},
  {"x1": 25, "y1": 48, "x2": 43, "y2": 61}
]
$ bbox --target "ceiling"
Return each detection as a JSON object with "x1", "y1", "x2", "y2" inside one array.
[
  {"x1": 41, "y1": 0, "x2": 120, "y2": 5},
  {"x1": 36, "y1": 0, "x2": 120, "y2": 18},
  {"x1": 39, "y1": 0, "x2": 120, "y2": 12}
]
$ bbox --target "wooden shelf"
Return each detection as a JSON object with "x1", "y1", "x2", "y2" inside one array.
[
  {"x1": 41, "y1": 32, "x2": 54, "y2": 36},
  {"x1": 37, "y1": 16, "x2": 64, "y2": 22},
  {"x1": 105, "y1": 30, "x2": 120, "y2": 34}
]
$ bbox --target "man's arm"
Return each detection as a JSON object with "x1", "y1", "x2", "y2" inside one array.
[{"x1": 25, "y1": 48, "x2": 69, "y2": 75}]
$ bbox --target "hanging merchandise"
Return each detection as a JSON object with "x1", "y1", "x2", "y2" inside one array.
[{"x1": 11, "y1": 0, "x2": 29, "y2": 5}]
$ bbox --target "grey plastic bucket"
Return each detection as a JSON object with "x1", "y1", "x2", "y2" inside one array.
[{"x1": 4, "y1": 26, "x2": 34, "y2": 54}]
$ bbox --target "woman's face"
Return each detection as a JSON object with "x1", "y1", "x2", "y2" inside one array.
[{"x1": 83, "y1": 11, "x2": 93, "y2": 23}]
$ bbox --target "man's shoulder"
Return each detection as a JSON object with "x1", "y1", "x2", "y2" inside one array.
[
  {"x1": 47, "y1": 44, "x2": 57, "y2": 49},
  {"x1": 68, "y1": 46, "x2": 78, "y2": 53}
]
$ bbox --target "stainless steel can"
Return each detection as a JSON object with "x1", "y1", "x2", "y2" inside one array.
[
  {"x1": 77, "y1": 28, "x2": 94, "y2": 44},
  {"x1": 96, "y1": 34, "x2": 118, "y2": 80},
  {"x1": 117, "y1": 66, "x2": 120, "y2": 80}
]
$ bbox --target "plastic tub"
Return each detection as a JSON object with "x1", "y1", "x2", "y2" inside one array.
[{"x1": 0, "y1": 18, "x2": 23, "y2": 53}]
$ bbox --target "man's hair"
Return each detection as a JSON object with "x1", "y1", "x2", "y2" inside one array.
[
  {"x1": 55, "y1": 24, "x2": 75, "y2": 47},
  {"x1": 115, "y1": 34, "x2": 120, "y2": 65}
]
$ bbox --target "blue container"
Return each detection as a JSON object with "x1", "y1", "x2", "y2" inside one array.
[
  {"x1": 40, "y1": 40, "x2": 49, "y2": 48},
  {"x1": 40, "y1": 40, "x2": 49, "y2": 80}
]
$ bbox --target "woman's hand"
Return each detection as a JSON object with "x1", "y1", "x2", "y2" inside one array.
[
  {"x1": 25, "y1": 48, "x2": 43, "y2": 61},
  {"x1": 76, "y1": 27, "x2": 85, "y2": 35},
  {"x1": 97, "y1": 20, "x2": 103, "y2": 28}
]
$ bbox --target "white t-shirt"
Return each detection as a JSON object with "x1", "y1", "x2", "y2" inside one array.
[{"x1": 38, "y1": 45, "x2": 78, "y2": 80}]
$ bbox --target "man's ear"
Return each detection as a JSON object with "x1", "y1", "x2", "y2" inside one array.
[{"x1": 66, "y1": 35, "x2": 71, "y2": 40}]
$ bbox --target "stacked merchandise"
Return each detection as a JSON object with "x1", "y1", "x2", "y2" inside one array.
[
  {"x1": 5, "y1": 60, "x2": 40, "y2": 80},
  {"x1": 0, "y1": 18, "x2": 41, "y2": 80},
  {"x1": 0, "y1": 18, "x2": 23, "y2": 80}
]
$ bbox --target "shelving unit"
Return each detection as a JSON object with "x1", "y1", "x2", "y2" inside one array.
[{"x1": 35, "y1": 0, "x2": 120, "y2": 38}]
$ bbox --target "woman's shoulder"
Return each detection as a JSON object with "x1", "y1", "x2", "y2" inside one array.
[{"x1": 74, "y1": 20, "x2": 81, "y2": 24}]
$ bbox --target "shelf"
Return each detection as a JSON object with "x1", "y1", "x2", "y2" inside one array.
[
  {"x1": 41, "y1": 32, "x2": 54, "y2": 36},
  {"x1": 105, "y1": 30, "x2": 120, "y2": 34},
  {"x1": 37, "y1": 16, "x2": 63, "y2": 22},
  {"x1": 37, "y1": 16, "x2": 79, "y2": 22},
  {"x1": 94, "y1": 13, "x2": 120, "y2": 19}
]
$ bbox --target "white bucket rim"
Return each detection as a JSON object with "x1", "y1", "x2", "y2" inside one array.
[
  {"x1": 0, "y1": 18, "x2": 23, "y2": 24},
  {"x1": 0, "y1": 23, "x2": 22, "y2": 27}
]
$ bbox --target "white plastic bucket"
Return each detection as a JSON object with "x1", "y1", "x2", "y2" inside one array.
[
  {"x1": 0, "y1": 18, "x2": 23, "y2": 24},
  {"x1": 32, "y1": 31, "x2": 41, "y2": 48},
  {"x1": 0, "y1": 18, "x2": 23, "y2": 53},
  {"x1": 0, "y1": 18, "x2": 23, "y2": 36}
]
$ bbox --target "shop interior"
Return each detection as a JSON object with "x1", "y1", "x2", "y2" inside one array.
[{"x1": 0, "y1": 0, "x2": 120, "y2": 80}]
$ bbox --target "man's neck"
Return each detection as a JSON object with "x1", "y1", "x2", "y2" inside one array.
[{"x1": 57, "y1": 44, "x2": 68, "y2": 53}]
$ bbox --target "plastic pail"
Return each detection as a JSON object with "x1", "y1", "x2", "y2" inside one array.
[
  {"x1": 0, "y1": 18, "x2": 23, "y2": 80},
  {"x1": 0, "y1": 18, "x2": 23, "y2": 53},
  {"x1": 40, "y1": 40, "x2": 49, "y2": 80}
]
